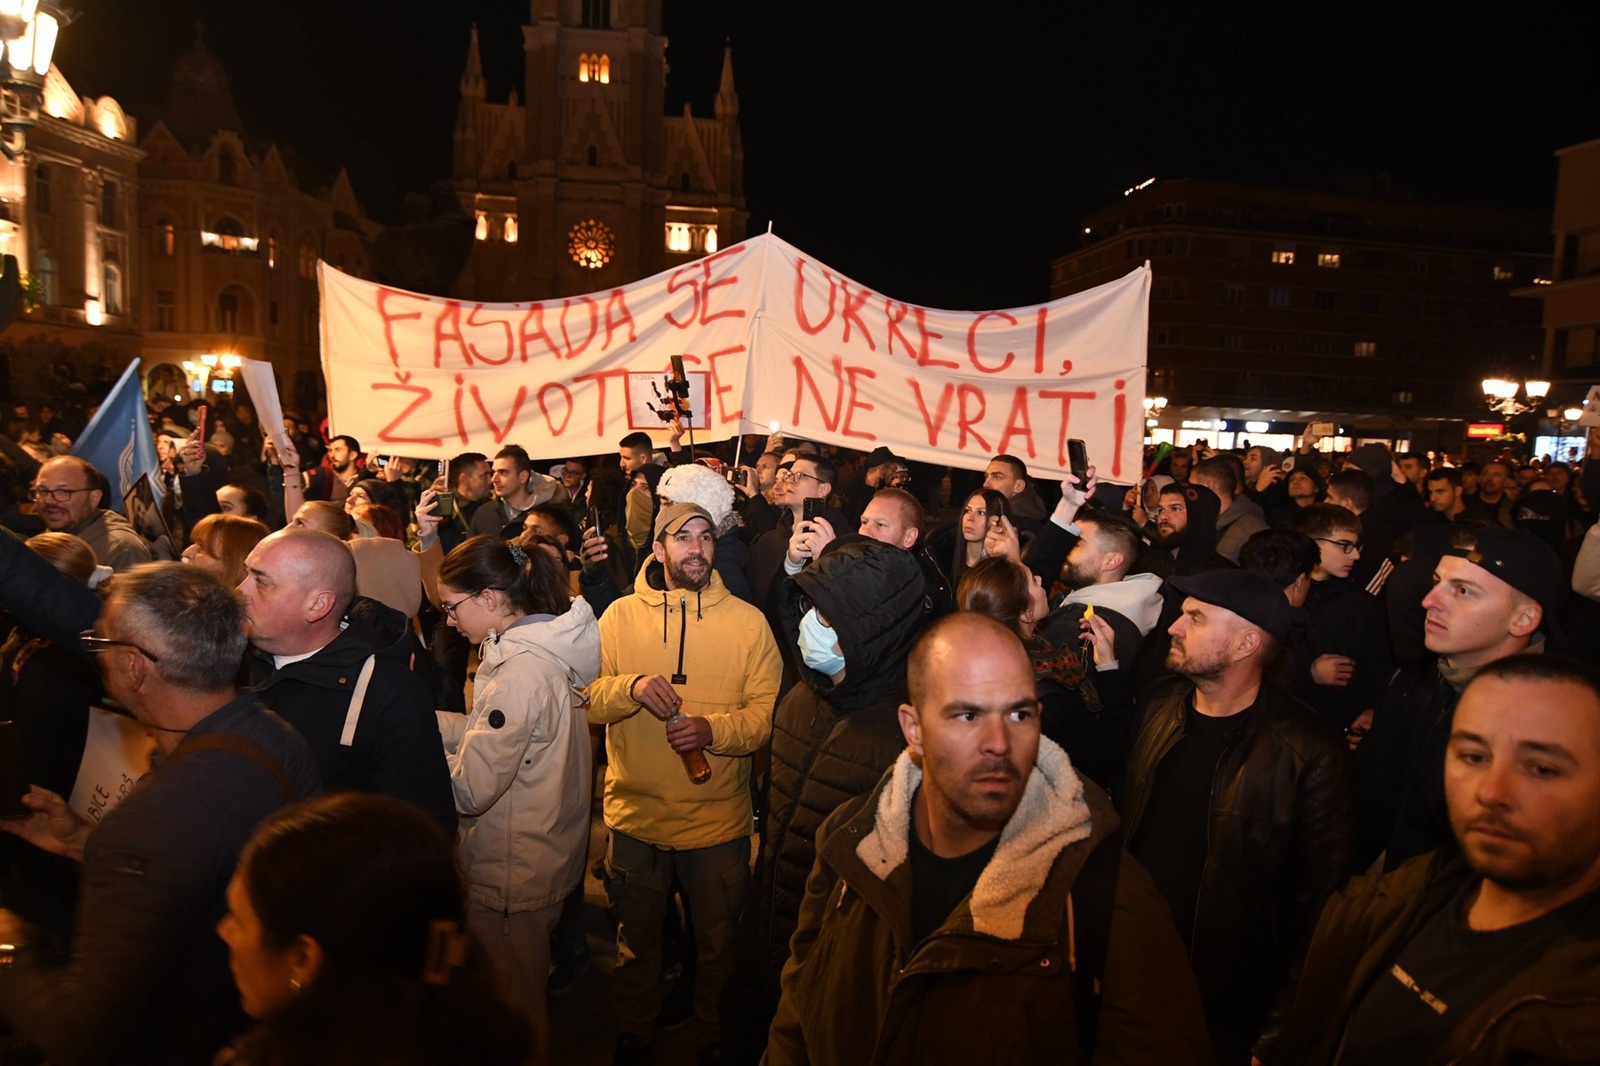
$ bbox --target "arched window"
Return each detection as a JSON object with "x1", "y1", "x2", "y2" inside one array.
[
  {"x1": 218, "y1": 292, "x2": 239, "y2": 333},
  {"x1": 578, "y1": 53, "x2": 590, "y2": 83},
  {"x1": 267, "y1": 234, "x2": 278, "y2": 269},
  {"x1": 299, "y1": 241, "x2": 317, "y2": 279},
  {"x1": 504, "y1": 216, "x2": 518, "y2": 243},
  {"x1": 34, "y1": 252, "x2": 55, "y2": 305},
  {"x1": 599, "y1": 56, "x2": 610, "y2": 83},
  {"x1": 157, "y1": 218, "x2": 175, "y2": 256},
  {"x1": 103, "y1": 263, "x2": 123, "y2": 315},
  {"x1": 475, "y1": 212, "x2": 489, "y2": 241}
]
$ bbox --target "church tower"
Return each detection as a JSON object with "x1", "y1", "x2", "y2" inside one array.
[{"x1": 453, "y1": 1, "x2": 746, "y2": 301}]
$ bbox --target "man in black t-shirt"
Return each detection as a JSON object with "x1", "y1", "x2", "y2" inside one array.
[
  {"x1": 1119, "y1": 569, "x2": 1352, "y2": 1065},
  {"x1": 1264, "y1": 654, "x2": 1600, "y2": 1065}
]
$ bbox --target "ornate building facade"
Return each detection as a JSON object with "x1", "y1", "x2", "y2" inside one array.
[
  {"x1": 0, "y1": 63, "x2": 144, "y2": 394},
  {"x1": 134, "y1": 30, "x2": 378, "y2": 410},
  {"x1": 453, "y1": 0, "x2": 746, "y2": 301}
]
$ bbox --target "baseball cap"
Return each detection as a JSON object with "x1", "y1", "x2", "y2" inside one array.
[
  {"x1": 654, "y1": 501, "x2": 714, "y2": 542},
  {"x1": 1444, "y1": 526, "x2": 1565, "y2": 636},
  {"x1": 1167, "y1": 569, "x2": 1295, "y2": 641}
]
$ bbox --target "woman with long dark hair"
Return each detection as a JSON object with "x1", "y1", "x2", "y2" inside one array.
[
  {"x1": 946, "y1": 488, "x2": 1010, "y2": 586},
  {"x1": 957, "y1": 556, "x2": 1121, "y2": 787},
  {"x1": 434, "y1": 535, "x2": 600, "y2": 1060},
  {"x1": 215, "y1": 793, "x2": 532, "y2": 1065}
]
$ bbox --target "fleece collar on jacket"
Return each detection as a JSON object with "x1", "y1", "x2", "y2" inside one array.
[
  {"x1": 1061, "y1": 572, "x2": 1165, "y2": 636},
  {"x1": 855, "y1": 737, "x2": 1092, "y2": 940}
]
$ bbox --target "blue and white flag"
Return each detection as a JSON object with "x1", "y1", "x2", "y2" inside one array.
[{"x1": 70, "y1": 358, "x2": 162, "y2": 509}]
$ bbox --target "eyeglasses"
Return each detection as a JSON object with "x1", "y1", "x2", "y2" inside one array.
[
  {"x1": 1314, "y1": 537, "x2": 1362, "y2": 555},
  {"x1": 30, "y1": 485, "x2": 95, "y2": 503},
  {"x1": 79, "y1": 629, "x2": 161, "y2": 663},
  {"x1": 439, "y1": 594, "x2": 476, "y2": 619},
  {"x1": 790, "y1": 471, "x2": 824, "y2": 486}
]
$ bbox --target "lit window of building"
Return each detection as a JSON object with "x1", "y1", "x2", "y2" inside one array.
[
  {"x1": 158, "y1": 219, "x2": 175, "y2": 256},
  {"x1": 1271, "y1": 248, "x2": 1295, "y2": 266},
  {"x1": 577, "y1": 53, "x2": 610, "y2": 83},
  {"x1": 300, "y1": 242, "x2": 318, "y2": 278},
  {"x1": 267, "y1": 235, "x2": 278, "y2": 269},
  {"x1": 34, "y1": 253, "x2": 56, "y2": 305},
  {"x1": 503, "y1": 215, "x2": 517, "y2": 243},
  {"x1": 103, "y1": 263, "x2": 122, "y2": 315},
  {"x1": 666, "y1": 223, "x2": 690, "y2": 252},
  {"x1": 1318, "y1": 252, "x2": 1341, "y2": 268},
  {"x1": 1354, "y1": 340, "x2": 1377, "y2": 358},
  {"x1": 475, "y1": 211, "x2": 489, "y2": 240}
]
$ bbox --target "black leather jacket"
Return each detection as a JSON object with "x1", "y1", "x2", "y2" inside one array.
[{"x1": 1118, "y1": 677, "x2": 1354, "y2": 1058}]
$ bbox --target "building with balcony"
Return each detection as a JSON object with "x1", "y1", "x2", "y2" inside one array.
[
  {"x1": 0, "y1": 63, "x2": 143, "y2": 396},
  {"x1": 1050, "y1": 177, "x2": 1548, "y2": 454},
  {"x1": 453, "y1": 0, "x2": 746, "y2": 301},
  {"x1": 133, "y1": 29, "x2": 378, "y2": 412}
]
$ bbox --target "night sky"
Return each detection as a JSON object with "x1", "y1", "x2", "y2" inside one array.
[{"x1": 51, "y1": 1, "x2": 1600, "y2": 310}]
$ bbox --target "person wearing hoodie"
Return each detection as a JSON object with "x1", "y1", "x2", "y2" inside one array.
[
  {"x1": 765, "y1": 613, "x2": 1212, "y2": 1066},
  {"x1": 1132, "y1": 481, "x2": 1233, "y2": 580},
  {"x1": 30, "y1": 455, "x2": 152, "y2": 571},
  {"x1": 585, "y1": 502, "x2": 782, "y2": 1065},
  {"x1": 717, "y1": 539, "x2": 927, "y2": 1062},
  {"x1": 238, "y1": 528, "x2": 456, "y2": 839},
  {"x1": 433, "y1": 535, "x2": 600, "y2": 1063},
  {"x1": 573, "y1": 461, "x2": 757, "y2": 623},
  {"x1": 1192, "y1": 457, "x2": 1270, "y2": 565}
]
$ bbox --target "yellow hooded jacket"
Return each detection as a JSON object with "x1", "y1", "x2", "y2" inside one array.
[{"x1": 586, "y1": 557, "x2": 781, "y2": 850}]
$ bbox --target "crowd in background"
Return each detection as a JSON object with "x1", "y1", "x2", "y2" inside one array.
[{"x1": 0, "y1": 375, "x2": 1597, "y2": 1066}]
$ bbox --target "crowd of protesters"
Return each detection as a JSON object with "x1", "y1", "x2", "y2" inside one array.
[{"x1": 0, "y1": 380, "x2": 1597, "y2": 1066}]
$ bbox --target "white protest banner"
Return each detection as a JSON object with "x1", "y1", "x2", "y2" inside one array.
[
  {"x1": 321, "y1": 233, "x2": 1148, "y2": 481},
  {"x1": 239, "y1": 357, "x2": 295, "y2": 458},
  {"x1": 69, "y1": 706, "x2": 159, "y2": 826}
]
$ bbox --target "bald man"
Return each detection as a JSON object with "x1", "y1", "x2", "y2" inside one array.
[
  {"x1": 239, "y1": 529, "x2": 453, "y2": 835},
  {"x1": 767, "y1": 612, "x2": 1209, "y2": 1064}
]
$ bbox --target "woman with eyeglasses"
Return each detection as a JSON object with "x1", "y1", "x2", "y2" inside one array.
[{"x1": 432, "y1": 535, "x2": 599, "y2": 1062}]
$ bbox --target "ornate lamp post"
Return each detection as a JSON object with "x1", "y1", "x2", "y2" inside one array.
[
  {"x1": 1480, "y1": 375, "x2": 1549, "y2": 418},
  {"x1": 0, "y1": 0, "x2": 69, "y2": 160}
]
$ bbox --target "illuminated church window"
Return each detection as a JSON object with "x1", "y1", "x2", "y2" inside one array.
[
  {"x1": 569, "y1": 220, "x2": 615, "y2": 269},
  {"x1": 503, "y1": 215, "x2": 518, "y2": 243},
  {"x1": 475, "y1": 212, "x2": 489, "y2": 241},
  {"x1": 578, "y1": 53, "x2": 610, "y2": 84}
]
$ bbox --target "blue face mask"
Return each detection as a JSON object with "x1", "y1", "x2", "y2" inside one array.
[{"x1": 797, "y1": 607, "x2": 846, "y2": 678}]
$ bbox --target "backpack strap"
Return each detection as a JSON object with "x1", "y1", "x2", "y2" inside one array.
[
  {"x1": 339, "y1": 655, "x2": 378, "y2": 747},
  {"x1": 171, "y1": 732, "x2": 300, "y2": 803},
  {"x1": 1068, "y1": 826, "x2": 1124, "y2": 1058}
]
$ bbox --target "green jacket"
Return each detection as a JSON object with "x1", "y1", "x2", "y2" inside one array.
[
  {"x1": 764, "y1": 739, "x2": 1212, "y2": 1066},
  {"x1": 1264, "y1": 850, "x2": 1600, "y2": 1065}
]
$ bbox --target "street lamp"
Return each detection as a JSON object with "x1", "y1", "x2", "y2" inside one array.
[
  {"x1": 0, "y1": 0, "x2": 70, "y2": 160},
  {"x1": 1481, "y1": 375, "x2": 1549, "y2": 417}
]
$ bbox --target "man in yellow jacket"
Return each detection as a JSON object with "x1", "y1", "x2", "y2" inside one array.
[{"x1": 587, "y1": 501, "x2": 782, "y2": 1064}]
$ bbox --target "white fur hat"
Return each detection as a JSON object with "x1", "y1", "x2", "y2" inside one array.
[{"x1": 658, "y1": 463, "x2": 735, "y2": 532}]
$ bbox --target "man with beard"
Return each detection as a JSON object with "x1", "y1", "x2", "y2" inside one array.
[
  {"x1": 586, "y1": 502, "x2": 781, "y2": 1064},
  {"x1": 1133, "y1": 481, "x2": 1234, "y2": 579},
  {"x1": 304, "y1": 434, "x2": 364, "y2": 503},
  {"x1": 765, "y1": 612, "x2": 1210, "y2": 1065},
  {"x1": 1262, "y1": 654, "x2": 1600, "y2": 1065},
  {"x1": 1119, "y1": 569, "x2": 1352, "y2": 1065}
]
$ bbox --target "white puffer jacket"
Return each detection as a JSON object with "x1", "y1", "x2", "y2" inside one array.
[{"x1": 437, "y1": 596, "x2": 601, "y2": 913}]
